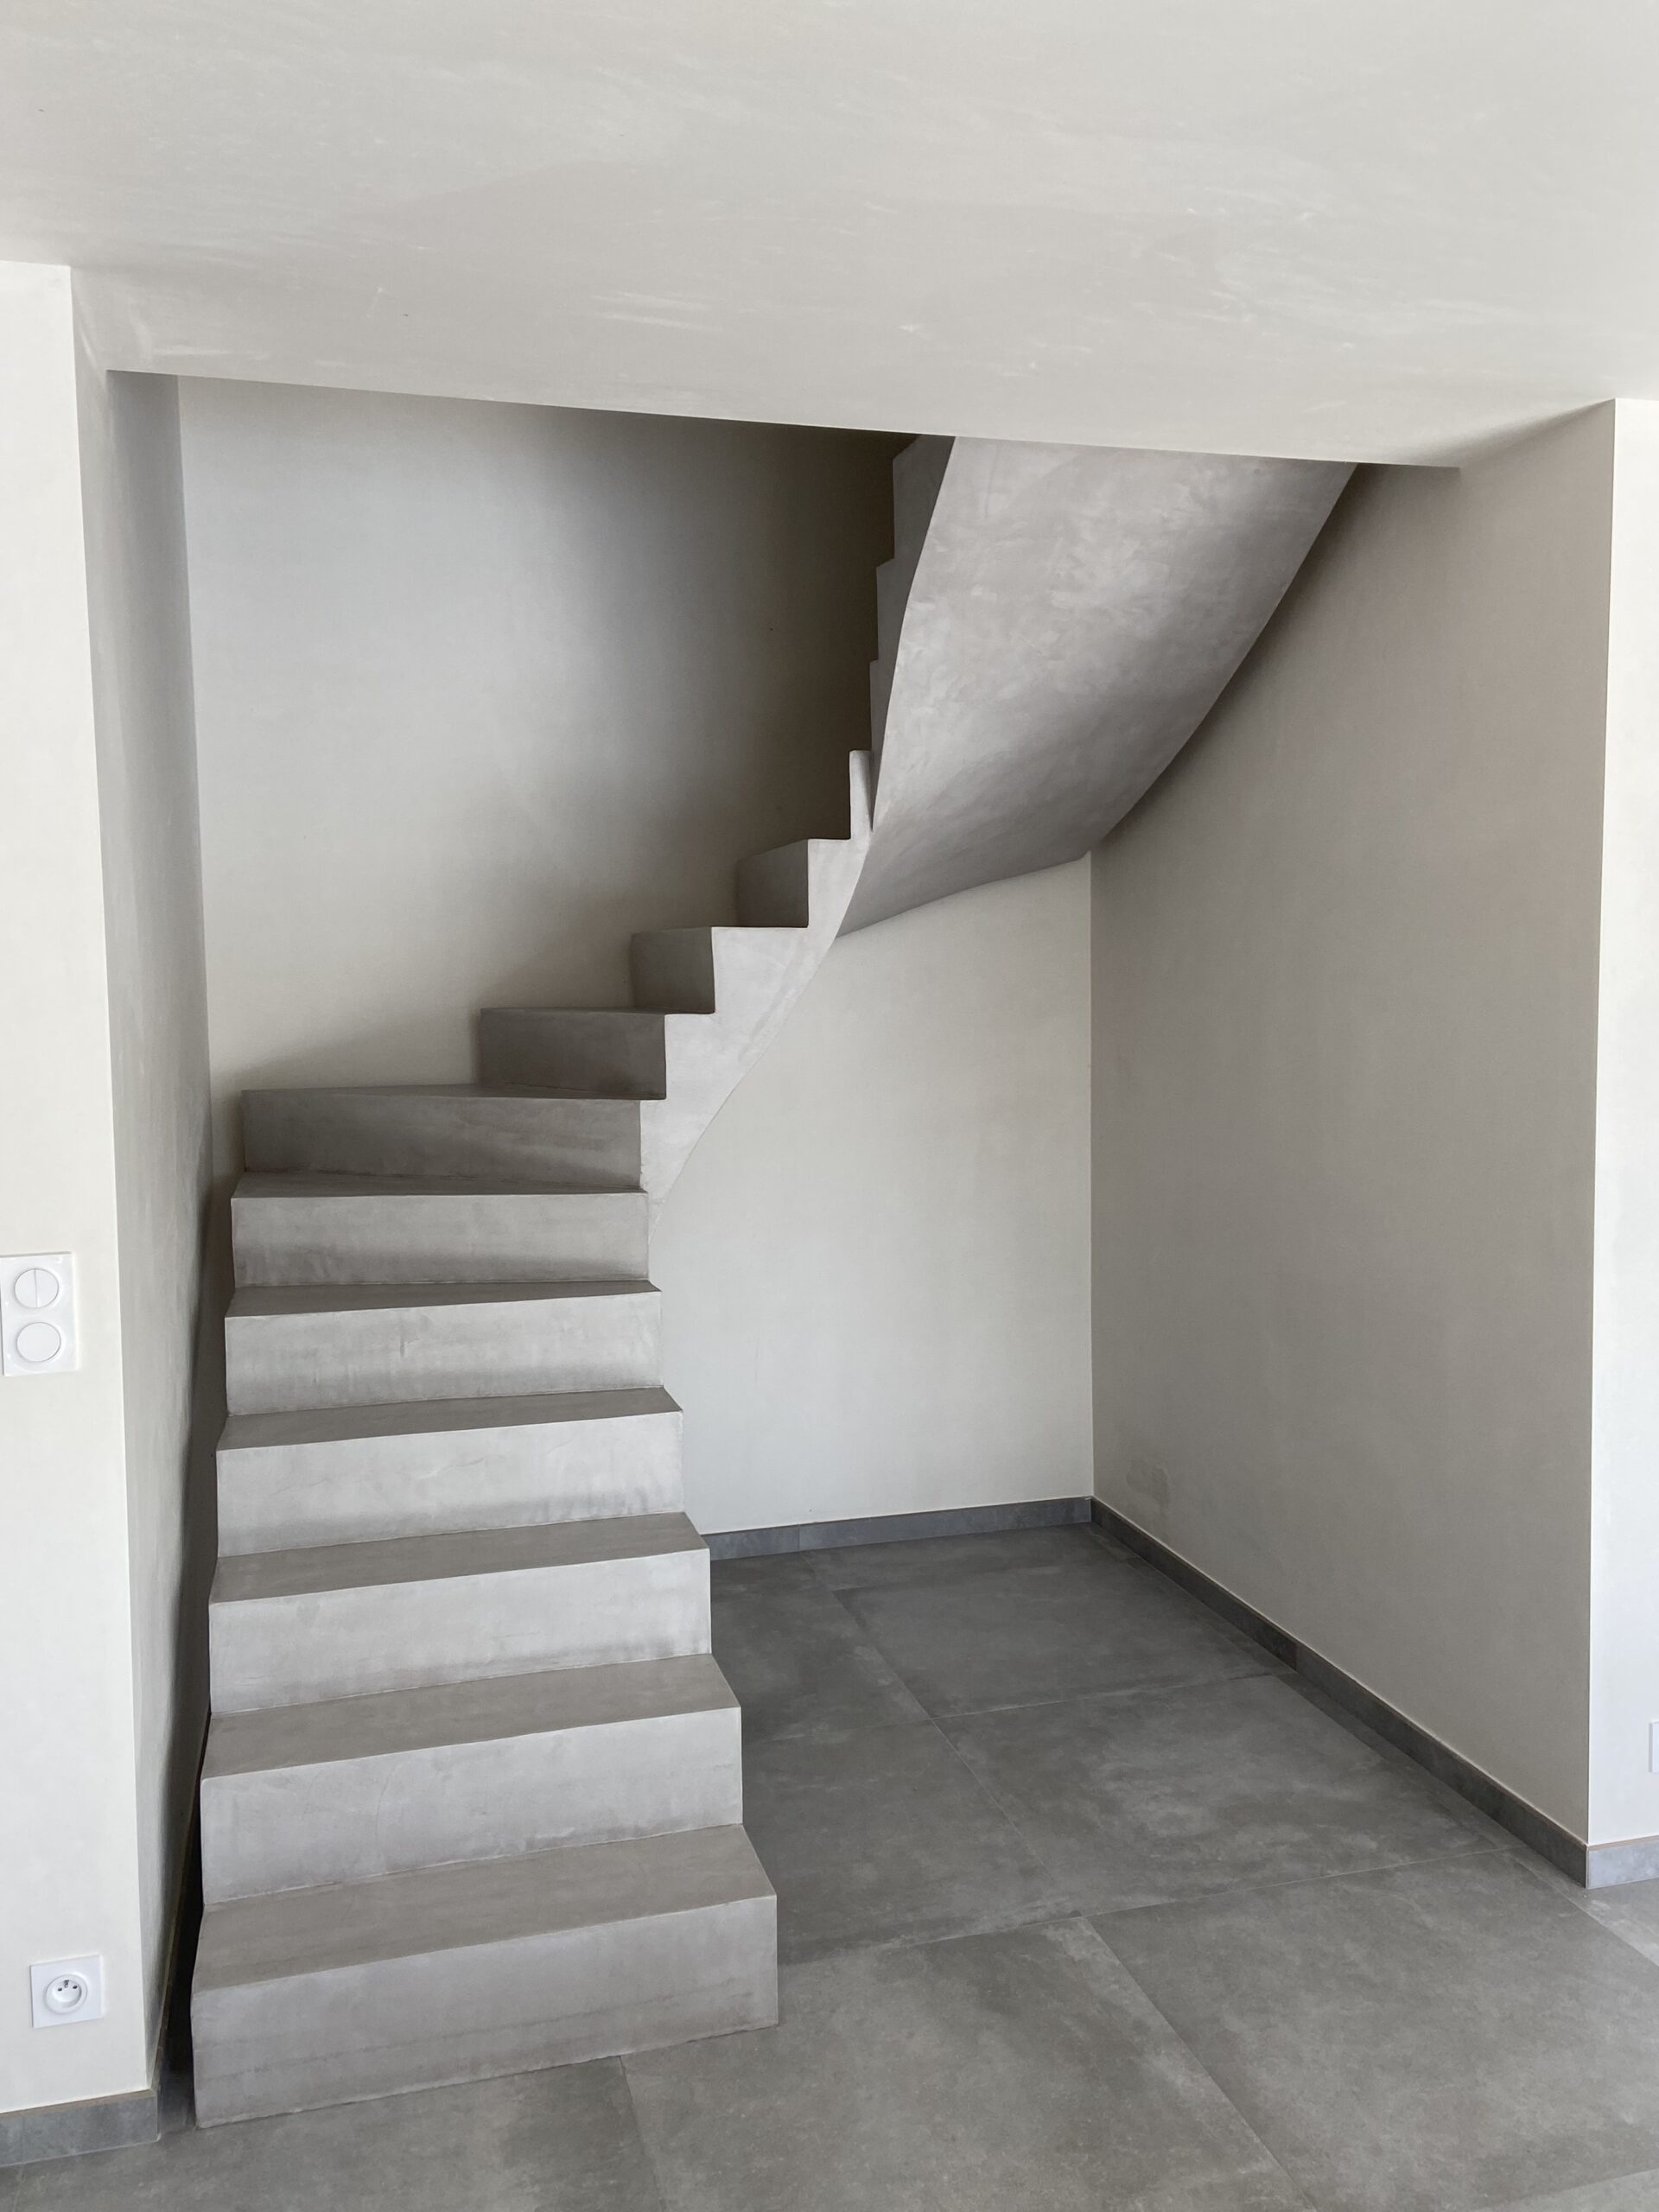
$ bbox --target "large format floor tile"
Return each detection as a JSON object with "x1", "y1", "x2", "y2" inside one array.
[
  {"x1": 1103, "y1": 1852, "x2": 1659, "y2": 2212},
  {"x1": 1487, "y1": 2176, "x2": 1659, "y2": 2210},
  {"x1": 623, "y1": 1917, "x2": 1308, "y2": 2212},
  {"x1": 841, "y1": 1553, "x2": 1270, "y2": 1717},
  {"x1": 711, "y1": 1585, "x2": 926, "y2": 1743},
  {"x1": 12, "y1": 2062, "x2": 660, "y2": 2211},
  {"x1": 947, "y1": 1671, "x2": 1497, "y2": 1911},
  {"x1": 742, "y1": 1719, "x2": 1067, "y2": 1961}
]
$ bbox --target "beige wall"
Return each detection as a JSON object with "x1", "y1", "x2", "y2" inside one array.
[{"x1": 1091, "y1": 419, "x2": 1615, "y2": 1838}]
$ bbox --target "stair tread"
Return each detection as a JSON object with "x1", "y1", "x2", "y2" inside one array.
[
  {"x1": 246, "y1": 1084, "x2": 635, "y2": 1101},
  {"x1": 213, "y1": 1511, "x2": 703, "y2": 1605},
  {"x1": 236, "y1": 1175, "x2": 644, "y2": 1200},
  {"x1": 205, "y1": 1654, "x2": 736, "y2": 1780},
  {"x1": 227, "y1": 1278, "x2": 656, "y2": 1319},
  {"x1": 219, "y1": 1386, "x2": 679, "y2": 1455},
  {"x1": 195, "y1": 1823, "x2": 772, "y2": 1993}
]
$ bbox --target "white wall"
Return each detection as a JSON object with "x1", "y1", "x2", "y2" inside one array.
[
  {"x1": 1590, "y1": 400, "x2": 1659, "y2": 1852},
  {"x1": 180, "y1": 381, "x2": 896, "y2": 1168},
  {"x1": 74, "y1": 352, "x2": 212, "y2": 2050},
  {"x1": 1091, "y1": 420, "x2": 1614, "y2": 1839},
  {"x1": 180, "y1": 382, "x2": 1094, "y2": 1536},
  {"x1": 0, "y1": 269, "x2": 148, "y2": 2115},
  {"x1": 660, "y1": 861, "x2": 1093, "y2": 1535}
]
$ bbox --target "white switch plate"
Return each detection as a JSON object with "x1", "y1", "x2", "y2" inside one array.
[
  {"x1": 30, "y1": 1955, "x2": 104, "y2": 2028},
  {"x1": 2, "y1": 1252, "x2": 77, "y2": 1376}
]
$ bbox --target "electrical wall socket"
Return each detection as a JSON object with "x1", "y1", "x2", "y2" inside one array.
[{"x1": 30, "y1": 1955, "x2": 104, "y2": 2029}]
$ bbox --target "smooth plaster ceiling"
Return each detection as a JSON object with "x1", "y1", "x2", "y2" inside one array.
[{"x1": 3, "y1": 2, "x2": 1655, "y2": 461}]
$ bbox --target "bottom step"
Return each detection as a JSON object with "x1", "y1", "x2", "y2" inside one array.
[{"x1": 192, "y1": 1824, "x2": 777, "y2": 2125}]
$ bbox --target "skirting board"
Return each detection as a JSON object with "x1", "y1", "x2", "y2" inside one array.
[
  {"x1": 708, "y1": 1495, "x2": 1090, "y2": 1560},
  {"x1": 1092, "y1": 1500, "x2": 1659, "y2": 1893},
  {"x1": 0, "y1": 2086, "x2": 159, "y2": 2169}
]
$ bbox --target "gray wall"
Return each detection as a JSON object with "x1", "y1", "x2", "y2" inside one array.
[
  {"x1": 76, "y1": 358, "x2": 213, "y2": 2052},
  {"x1": 1091, "y1": 422, "x2": 1614, "y2": 1838}
]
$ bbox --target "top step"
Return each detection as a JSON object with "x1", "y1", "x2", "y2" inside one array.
[{"x1": 242, "y1": 1088, "x2": 641, "y2": 1185}]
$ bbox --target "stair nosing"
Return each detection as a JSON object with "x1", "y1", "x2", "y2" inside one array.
[{"x1": 234, "y1": 1175, "x2": 647, "y2": 1201}]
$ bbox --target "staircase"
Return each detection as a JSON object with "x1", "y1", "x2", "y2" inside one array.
[
  {"x1": 190, "y1": 731, "x2": 875, "y2": 2121},
  {"x1": 188, "y1": 429, "x2": 1348, "y2": 2125}
]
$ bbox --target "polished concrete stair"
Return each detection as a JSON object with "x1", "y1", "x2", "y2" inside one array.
[{"x1": 192, "y1": 467, "x2": 906, "y2": 2125}]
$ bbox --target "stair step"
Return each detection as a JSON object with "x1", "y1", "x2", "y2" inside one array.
[
  {"x1": 208, "y1": 1513, "x2": 709, "y2": 1712},
  {"x1": 478, "y1": 1009, "x2": 684, "y2": 1097},
  {"x1": 224, "y1": 1278, "x2": 660, "y2": 1414},
  {"x1": 242, "y1": 1087, "x2": 641, "y2": 1185},
  {"x1": 232, "y1": 1176, "x2": 648, "y2": 1287},
  {"x1": 200, "y1": 1655, "x2": 742, "y2": 1904},
  {"x1": 216, "y1": 1388, "x2": 682, "y2": 1554},
  {"x1": 192, "y1": 1823, "x2": 777, "y2": 2125}
]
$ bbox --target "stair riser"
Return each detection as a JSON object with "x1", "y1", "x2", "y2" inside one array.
[
  {"x1": 232, "y1": 1190, "x2": 648, "y2": 1287},
  {"x1": 734, "y1": 842, "x2": 811, "y2": 928},
  {"x1": 201, "y1": 1706, "x2": 742, "y2": 1904},
  {"x1": 193, "y1": 1892, "x2": 777, "y2": 2125},
  {"x1": 225, "y1": 1293, "x2": 661, "y2": 1414},
  {"x1": 217, "y1": 1407, "x2": 683, "y2": 1554},
  {"x1": 478, "y1": 1012, "x2": 667, "y2": 1098},
  {"x1": 209, "y1": 1551, "x2": 710, "y2": 1712},
  {"x1": 243, "y1": 1093, "x2": 641, "y2": 1185}
]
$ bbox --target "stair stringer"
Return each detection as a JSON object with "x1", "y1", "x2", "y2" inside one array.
[{"x1": 635, "y1": 747, "x2": 871, "y2": 1217}]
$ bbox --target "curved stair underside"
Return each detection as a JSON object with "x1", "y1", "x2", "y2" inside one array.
[{"x1": 844, "y1": 438, "x2": 1353, "y2": 932}]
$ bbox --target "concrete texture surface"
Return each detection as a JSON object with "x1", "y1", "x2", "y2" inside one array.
[
  {"x1": 241, "y1": 1087, "x2": 644, "y2": 1185},
  {"x1": 215, "y1": 1389, "x2": 683, "y2": 1554},
  {"x1": 845, "y1": 441, "x2": 1351, "y2": 931}
]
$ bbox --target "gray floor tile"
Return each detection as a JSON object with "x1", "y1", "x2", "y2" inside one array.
[
  {"x1": 1102, "y1": 1852, "x2": 1659, "y2": 2212},
  {"x1": 711, "y1": 1585, "x2": 926, "y2": 1743},
  {"x1": 12, "y1": 2060, "x2": 661, "y2": 2211},
  {"x1": 624, "y1": 1917, "x2": 1309, "y2": 2211},
  {"x1": 841, "y1": 1554, "x2": 1271, "y2": 1717},
  {"x1": 743, "y1": 1719, "x2": 1070, "y2": 1961},
  {"x1": 709, "y1": 1553, "x2": 824, "y2": 1599},
  {"x1": 946, "y1": 1672, "x2": 1497, "y2": 1911},
  {"x1": 812, "y1": 1522, "x2": 1128, "y2": 1588}
]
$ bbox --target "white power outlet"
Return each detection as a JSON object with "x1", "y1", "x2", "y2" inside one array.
[{"x1": 30, "y1": 1955, "x2": 104, "y2": 2028}]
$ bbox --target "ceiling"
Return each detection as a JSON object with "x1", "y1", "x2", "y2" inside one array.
[{"x1": 4, "y1": 1, "x2": 1655, "y2": 461}]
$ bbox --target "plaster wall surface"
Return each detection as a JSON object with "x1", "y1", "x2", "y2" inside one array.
[
  {"x1": 658, "y1": 860, "x2": 1094, "y2": 1535},
  {"x1": 73, "y1": 351, "x2": 214, "y2": 2031},
  {"x1": 181, "y1": 385, "x2": 1093, "y2": 1534},
  {"x1": 1091, "y1": 421, "x2": 1615, "y2": 1838},
  {"x1": 0, "y1": 265, "x2": 149, "y2": 2113},
  {"x1": 1589, "y1": 399, "x2": 1659, "y2": 1850}
]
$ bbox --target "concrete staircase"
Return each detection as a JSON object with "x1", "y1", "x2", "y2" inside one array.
[{"x1": 190, "y1": 740, "x2": 877, "y2": 2122}]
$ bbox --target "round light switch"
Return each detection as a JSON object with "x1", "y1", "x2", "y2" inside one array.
[
  {"x1": 15, "y1": 1321, "x2": 62, "y2": 1364},
  {"x1": 13, "y1": 1267, "x2": 60, "y2": 1310}
]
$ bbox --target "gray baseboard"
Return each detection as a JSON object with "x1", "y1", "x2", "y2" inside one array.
[
  {"x1": 1091, "y1": 1499, "x2": 1618, "y2": 1890},
  {"x1": 708, "y1": 1495, "x2": 1090, "y2": 1560},
  {"x1": 0, "y1": 2086, "x2": 159, "y2": 2170}
]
